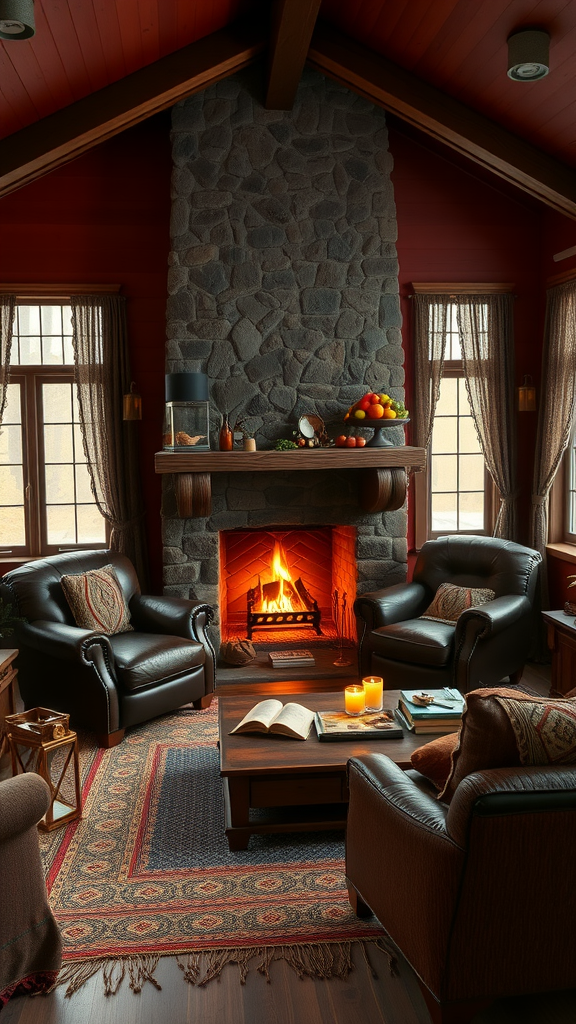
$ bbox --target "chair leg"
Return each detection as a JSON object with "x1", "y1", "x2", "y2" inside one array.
[
  {"x1": 96, "y1": 728, "x2": 125, "y2": 748},
  {"x1": 192, "y1": 693, "x2": 213, "y2": 710},
  {"x1": 345, "y1": 878, "x2": 373, "y2": 918}
]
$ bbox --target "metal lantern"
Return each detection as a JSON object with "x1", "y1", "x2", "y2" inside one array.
[{"x1": 163, "y1": 372, "x2": 210, "y2": 451}]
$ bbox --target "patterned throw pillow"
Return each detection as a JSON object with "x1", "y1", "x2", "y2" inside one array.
[
  {"x1": 61, "y1": 564, "x2": 133, "y2": 635},
  {"x1": 422, "y1": 582, "x2": 496, "y2": 624}
]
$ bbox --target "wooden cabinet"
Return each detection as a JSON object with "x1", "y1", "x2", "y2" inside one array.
[{"x1": 543, "y1": 611, "x2": 576, "y2": 696}]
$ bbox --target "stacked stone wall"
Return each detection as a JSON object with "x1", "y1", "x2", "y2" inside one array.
[{"x1": 164, "y1": 70, "x2": 407, "y2": 643}]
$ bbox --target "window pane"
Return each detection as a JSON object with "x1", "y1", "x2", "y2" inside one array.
[
  {"x1": 18, "y1": 335, "x2": 42, "y2": 364},
  {"x1": 432, "y1": 454, "x2": 457, "y2": 491},
  {"x1": 0, "y1": 506, "x2": 25, "y2": 547},
  {"x1": 42, "y1": 336, "x2": 64, "y2": 365},
  {"x1": 459, "y1": 417, "x2": 479, "y2": 453},
  {"x1": 459, "y1": 492, "x2": 484, "y2": 530},
  {"x1": 41, "y1": 306, "x2": 62, "y2": 334},
  {"x1": 0, "y1": 424, "x2": 22, "y2": 463},
  {"x1": 431, "y1": 493, "x2": 457, "y2": 532},
  {"x1": 43, "y1": 383, "x2": 72, "y2": 422},
  {"x1": 432, "y1": 417, "x2": 457, "y2": 454},
  {"x1": 459, "y1": 454, "x2": 485, "y2": 491},
  {"x1": 44, "y1": 424, "x2": 73, "y2": 463},
  {"x1": 63, "y1": 335, "x2": 75, "y2": 364},
  {"x1": 2, "y1": 384, "x2": 21, "y2": 425},
  {"x1": 46, "y1": 505, "x2": 76, "y2": 545},
  {"x1": 76, "y1": 505, "x2": 106, "y2": 544},
  {"x1": 45, "y1": 464, "x2": 74, "y2": 503},
  {"x1": 437, "y1": 377, "x2": 457, "y2": 415},
  {"x1": 75, "y1": 463, "x2": 94, "y2": 503},
  {"x1": 0, "y1": 464, "x2": 24, "y2": 503},
  {"x1": 18, "y1": 305, "x2": 40, "y2": 335},
  {"x1": 73, "y1": 425, "x2": 86, "y2": 461}
]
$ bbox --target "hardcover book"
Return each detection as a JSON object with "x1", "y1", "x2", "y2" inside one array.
[
  {"x1": 229, "y1": 699, "x2": 315, "y2": 740},
  {"x1": 398, "y1": 688, "x2": 464, "y2": 733},
  {"x1": 315, "y1": 708, "x2": 403, "y2": 741},
  {"x1": 268, "y1": 650, "x2": 315, "y2": 668}
]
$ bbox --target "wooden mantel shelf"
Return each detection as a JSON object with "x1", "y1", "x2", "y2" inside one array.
[{"x1": 155, "y1": 446, "x2": 426, "y2": 518}]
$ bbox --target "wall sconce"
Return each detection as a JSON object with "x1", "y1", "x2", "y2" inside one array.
[
  {"x1": 123, "y1": 382, "x2": 142, "y2": 421},
  {"x1": 0, "y1": 0, "x2": 35, "y2": 39},
  {"x1": 518, "y1": 375, "x2": 537, "y2": 412}
]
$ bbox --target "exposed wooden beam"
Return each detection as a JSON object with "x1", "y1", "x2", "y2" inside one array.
[
  {"x1": 0, "y1": 22, "x2": 266, "y2": 199},
  {"x1": 308, "y1": 23, "x2": 576, "y2": 220},
  {"x1": 265, "y1": 0, "x2": 322, "y2": 110}
]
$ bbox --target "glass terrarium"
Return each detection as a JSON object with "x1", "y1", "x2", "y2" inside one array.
[{"x1": 163, "y1": 372, "x2": 210, "y2": 451}]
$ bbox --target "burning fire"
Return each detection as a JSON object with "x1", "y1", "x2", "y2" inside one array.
[{"x1": 256, "y1": 540, "x2": 307, "y2": 613}]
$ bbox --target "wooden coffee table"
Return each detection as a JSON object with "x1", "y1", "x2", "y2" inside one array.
[{"x1": 218, "y1": 689, "x2": 442, "y2": 851}]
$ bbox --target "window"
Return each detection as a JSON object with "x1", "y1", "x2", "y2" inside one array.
[
  {"x1": 429, "y1": 304, "x2": 489, "y2": 536},
  {"x1": 0, "y1": 303, "x2": 106, "y2": 558}
]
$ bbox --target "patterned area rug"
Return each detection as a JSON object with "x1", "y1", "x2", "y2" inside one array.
[{"x1": 41, "y1": 702, "x2": 387, "y2": 993}]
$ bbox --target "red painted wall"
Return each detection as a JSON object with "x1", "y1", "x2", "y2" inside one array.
[
  {"x1": 0, "y1": 112, "x2": 564, "y2": 598},
  {"x1": 0, "y1": 113, "x2": 172, "y2": 591},
  {"x1": 388, "y1": 125, "x2": 546, "y2": 572}
]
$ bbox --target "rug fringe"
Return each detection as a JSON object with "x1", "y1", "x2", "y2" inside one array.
[
  {"x1": 51, "y1": 939, "x2": 392, "y2": 996},
  {"x1": 52, "y1": 955, "x2": 161, "y2": 997}
]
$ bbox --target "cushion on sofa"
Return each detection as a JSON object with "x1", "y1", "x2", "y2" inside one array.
[
  {"x1": 370, "y1": 618, "x2": 455, "y2": 667},
  {"x1": 410, "y1": 732, "x2": 460, "y2": 791},
  {"x1": 438, "y1": 687, "x2": 576, "y2": 802},
  {"x1": 422, "y1": 582, "x2": 496, "y2": 624},
  {"x1": 61, "y1": 564, "x2": 133, "y2": 635},
  {"x1": 109, "y1": 632, "x2": 204, "y2": 691}
]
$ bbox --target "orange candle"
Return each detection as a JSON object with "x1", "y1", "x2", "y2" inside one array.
[
  {"x1": 363, "y1": 676, "x2": 383, "y2": 711},
  {"x1": 345, "y1": 685, "x2": 366, "y2": 716}
]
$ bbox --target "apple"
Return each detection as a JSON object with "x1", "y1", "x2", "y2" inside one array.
[
  {"x1": 335, "y1": 435, "x2": 347, "y2": 447},
  {"x1": 356, "y1": 436, "x2": 366, "y2": 447},
  {"x1": 359, "y1": 397, "x2": 371, "y2": 411},
  {"x1": 353, "y1": 409, "x2": 366, "y2": 419},
  {"x1": 345, "y1": 436, "x2": 357, "y2": 447}
]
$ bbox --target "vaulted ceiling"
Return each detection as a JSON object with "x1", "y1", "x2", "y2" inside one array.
[{"x1": 2, "y1": 0, "x2": 576, "y2": 215}]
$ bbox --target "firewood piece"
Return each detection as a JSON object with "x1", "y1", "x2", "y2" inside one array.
[
  {"x1": 262, "y1": 580, "x2": 281, "y2": 604},
  {"x1": 294, "y1": 576, "x2": 314, "y2": 609}
]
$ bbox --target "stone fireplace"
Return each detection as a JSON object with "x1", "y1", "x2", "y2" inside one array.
[{"x1": 162, "y1": 68, "x2": 408, "y2": 653}]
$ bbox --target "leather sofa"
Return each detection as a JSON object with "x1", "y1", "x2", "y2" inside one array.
[
  {"x1": 0, "y1": 550, "x2": 215, "y2": 747},
  {"x1": 346, "y1": 753, "x2": 576, "y2": 1024},
  {"x1": 354, "y1": 535, "x2": 541, "y2": 692}
]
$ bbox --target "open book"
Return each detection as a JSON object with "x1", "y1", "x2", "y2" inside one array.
[{"x1": 229, "y1": 699, "x2": 315, "y2": 740}]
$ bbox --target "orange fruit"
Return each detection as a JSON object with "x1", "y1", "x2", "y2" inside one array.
[
  {"x1": 335, "y1": 435, "x2": 347, "y2": 447},
  {"x1": 345, "y1": 436, "x2": 357, "y2": 447},
  {"x1": 367, "y1": 403, "x2": 384, "y2": 419},
  {"x1": 355, "y1": 437, "x2": 366, "y2": 447},
  {"x1": 383, "y1": 408, "x2": 397, "y2": 419}
]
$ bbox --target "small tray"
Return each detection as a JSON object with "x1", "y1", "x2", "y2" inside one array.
[{"x1": 6, "y1": 707, "x2": 70, "y2": 742}]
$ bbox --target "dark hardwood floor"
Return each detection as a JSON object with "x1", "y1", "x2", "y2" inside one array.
[{"x1": 6, "y1": 663, "x2": 576, "y2": 1024}]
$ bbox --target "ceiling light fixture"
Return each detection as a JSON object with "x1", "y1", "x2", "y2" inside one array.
[
  {"x1": 0, "y1": 0, "x2": 34, "y2": 39},
  {"x1": 507, "y1": 28, "x2": 550, "y2": 81}
]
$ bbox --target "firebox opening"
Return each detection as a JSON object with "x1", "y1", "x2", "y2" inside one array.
[{"x1": 219, "y1": 526, "x2": 357, "y2": 647}]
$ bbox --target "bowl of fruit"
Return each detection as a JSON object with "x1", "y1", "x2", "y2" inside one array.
[{"x1": 343, "y1": 392, "x2": 410, "y2": 448}]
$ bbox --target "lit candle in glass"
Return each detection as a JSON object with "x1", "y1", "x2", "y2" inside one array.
[
  {"x1": 363, "y1": 676, "x2": 383, "y2": 711},
  {"x1": 344, "y1": 685, "x2": 366, "y2": 716}
]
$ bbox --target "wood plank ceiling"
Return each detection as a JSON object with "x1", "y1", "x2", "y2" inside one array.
[{"x1": 1, "y1": 0, "x2": 576, "y2": 203}]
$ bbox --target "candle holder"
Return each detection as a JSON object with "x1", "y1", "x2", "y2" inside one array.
[
  {"x1": 344, "y1": 685, "x2": 366, "y2": 716},
  {"x1": 363, "y1": 675, "x2": 383, "y2": 711}
]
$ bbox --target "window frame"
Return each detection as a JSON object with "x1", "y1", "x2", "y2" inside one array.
[
  {"x1": 0, "y1": 297, "x2": 109, "y2": 560},
  {"x1": 412, "y1": 290, "x2": 502, "y2": 550}
]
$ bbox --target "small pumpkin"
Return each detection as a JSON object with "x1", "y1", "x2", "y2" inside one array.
[{"x1": 219, "y1": 637, "x2": 256, "y2": 666}]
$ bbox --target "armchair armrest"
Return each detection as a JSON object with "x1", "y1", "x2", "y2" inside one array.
[
  {"x1": 19, "y1": 620, "x2": 114, "y2": 665},
  {"x1": 0, "y1": 774, "x2": 51, "y2": 841},
  {"x1": 354, "y1": 582, "x2": 430, "y2": 632},
  {"x1": 446, "y1": 765, "x2": 576, "y2": 847},
  {"x1": 129, "y1": 594, "x2": 214, "y2": 643},
  {"x1": 456, "y1": 594, "x2": 531, "y2": 639}
]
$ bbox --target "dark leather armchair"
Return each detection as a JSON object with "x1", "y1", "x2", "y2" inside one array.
[
  {"x1": 346, "y1": 753, "x2": 576, "y2": 1024},
  {"x1": 354, "y1": 535, "x2": 541, "y2": 692},
  {"x1": 0, "y1": 550, "x2": 215, "y2": 747}
]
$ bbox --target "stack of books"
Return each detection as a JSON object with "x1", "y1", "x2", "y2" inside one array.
[
  {"x1": 396, "y1": 688, "x2": 465, "y2": 734},
  {"x1": 268, "y1": 650, "x2": 315, "y2": 669}
]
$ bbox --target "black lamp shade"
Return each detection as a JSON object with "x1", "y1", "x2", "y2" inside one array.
[
  {"x1": 165, "y1": 372, "x2": 208, "y2": 402},
  {"x1": 0, "y1": 0, "x2": 35, "y2": 39}
]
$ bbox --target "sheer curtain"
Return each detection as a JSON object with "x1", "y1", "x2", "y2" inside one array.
[
  {"x1": 71, "y1": 295, "x2": 148, "y2": 587},
  {"x1": 0, "y1": 296, "x2": 15, "y2": 424},
  {"x1": 412, "y1": 294, "x2": 449, "y2": 450},
  {"x1": 457, "y1": 293, "x2": 517, "y2": 540},
  {"x1": 530, "y1": 281, "x2": 576, "y2": 588}
]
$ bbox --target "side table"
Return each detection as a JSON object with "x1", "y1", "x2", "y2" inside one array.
[
  {"x1": 0, "y1": 648, "x2": 18, "y2": 761},
  {"x1": 6, "y1": 708, "x2": 82, "y2": 831},
  {"x1": 542, "y1": 610, "x2": 576, "y2": 696}
]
